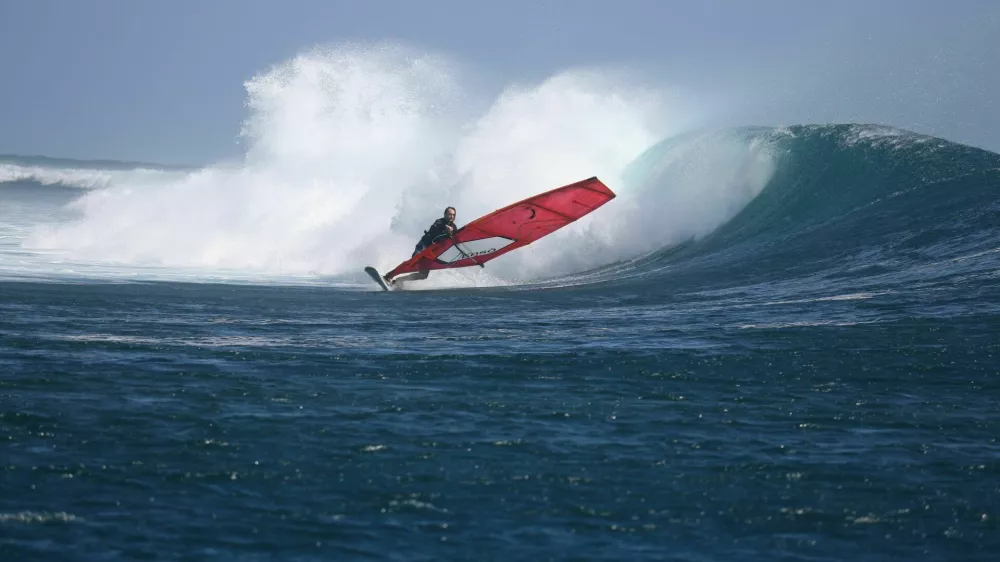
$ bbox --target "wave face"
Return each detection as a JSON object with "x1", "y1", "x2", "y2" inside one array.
[{"x1": 542, "y1": 123, "x2": 1000, "y2": 305}]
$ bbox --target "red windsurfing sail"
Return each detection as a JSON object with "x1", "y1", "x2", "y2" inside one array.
[{"x1": 385, "y1": 176, "x2": 615, "y2": 280}]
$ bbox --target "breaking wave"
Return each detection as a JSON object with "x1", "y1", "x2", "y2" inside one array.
[
  {"x1": 11, "y1": 43, "x2": 765, "y2": 284},
  {"x1": 5, "y1": 44, "x2": 997, "y2": 294}
]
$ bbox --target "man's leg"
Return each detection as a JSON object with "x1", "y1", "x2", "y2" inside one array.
[{"x1": 393, "y1": 269, "x2": 430, "y2": 289}]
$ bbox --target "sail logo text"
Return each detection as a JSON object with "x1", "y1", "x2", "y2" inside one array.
[{"x1": 435, "y1": 236, "x2": 516, "y2": 264}]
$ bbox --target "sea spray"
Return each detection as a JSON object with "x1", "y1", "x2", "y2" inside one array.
[
  {"x1": 28, "y1": 44, "x2": 461, "y2": 274},
  {"x1": 21, "y1": 43, "x2": 773, "y2": 284}
]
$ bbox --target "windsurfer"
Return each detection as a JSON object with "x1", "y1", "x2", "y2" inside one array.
[
  {"x1": 365, "y1": 177, "x2": 615, "y2": 291},
  {"x1": 386, "y1": 207, "x2": 460, "y2": 287}
]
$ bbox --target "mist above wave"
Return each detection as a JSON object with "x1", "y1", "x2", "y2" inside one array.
[{"x1": 23, "y1": 43, "x2": 773, "y2": 284}]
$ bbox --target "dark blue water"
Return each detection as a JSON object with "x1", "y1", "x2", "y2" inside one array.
[{"x1": 2, "y1": 125, "x2": 999, "y2": 560}]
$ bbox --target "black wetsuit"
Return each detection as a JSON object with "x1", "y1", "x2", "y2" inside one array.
[{"x1": 413, "y1": 218, "x2": 457, "y2": 256}]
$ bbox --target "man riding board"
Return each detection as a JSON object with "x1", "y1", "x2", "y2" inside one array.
[{"x1": 385, "y1": 206, "x2": 460, "y2": 287}]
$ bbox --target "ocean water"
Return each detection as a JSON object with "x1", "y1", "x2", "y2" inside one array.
[{"x1": 3, "y1": 62, "x2": 1000, "y2": 560}]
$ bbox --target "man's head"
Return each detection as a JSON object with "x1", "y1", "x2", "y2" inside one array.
[{"x1": 444, "y1": 206, "x2": 456, "y2": 222}]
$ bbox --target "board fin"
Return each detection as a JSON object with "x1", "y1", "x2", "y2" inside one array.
[{"x1": 363, "y1": 267, "x2": 392, "y2": 291}]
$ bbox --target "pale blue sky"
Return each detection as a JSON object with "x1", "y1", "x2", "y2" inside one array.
[{"x1": 1, "y1": 0, "x2": 997, "y2": 165}]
